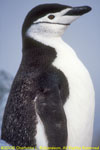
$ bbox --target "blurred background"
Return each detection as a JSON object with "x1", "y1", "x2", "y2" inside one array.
[{"x1": 0, "y1": 0, "x2": 100, "y2": 146}]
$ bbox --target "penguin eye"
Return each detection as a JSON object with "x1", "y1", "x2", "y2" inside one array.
[{"x1": 48, "y1": 15, "x2": 55, "y2": 20}]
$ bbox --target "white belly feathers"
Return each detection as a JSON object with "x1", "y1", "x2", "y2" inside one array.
[
  {"x1": 32, "y1": 36, "x2": 95, "y2": 146},
  {"x1": 52, "y1": 38, "x2": 95, "y2": 146}
]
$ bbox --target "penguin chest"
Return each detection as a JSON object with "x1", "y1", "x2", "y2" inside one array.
[{"x1": 52, "y1": 42, "x2": 95, "y2": 146}]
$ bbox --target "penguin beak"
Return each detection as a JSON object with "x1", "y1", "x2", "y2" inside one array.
[
  {"x1": 64, "y1": 6, "x2": 92, "y2": 16},
  {"x1": 59, "y1": 6, "x2": 92, "y2": 26}
]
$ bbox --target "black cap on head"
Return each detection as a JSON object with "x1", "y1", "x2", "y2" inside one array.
[
  {"x1": 22, "y1": 3, "x2": 92, "y2": 37},
  {"x1": 22, "y1": 3, "x2": 71, "y2": 36}
]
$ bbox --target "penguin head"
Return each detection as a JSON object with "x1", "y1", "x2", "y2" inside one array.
[{"x1": 22, "y1": 3, "x2": 91, "y2": 39}]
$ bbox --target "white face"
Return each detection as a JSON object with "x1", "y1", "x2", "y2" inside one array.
[{"x1": 27, "y1": 8, "x2": 80, "y2": 38}]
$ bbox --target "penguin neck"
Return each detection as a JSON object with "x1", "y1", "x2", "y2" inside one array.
[
  {"x1": 29, "y1": 33, "x2": 77, "y2": 57},
  {"x1": 22, "y1": 37, "x2": 57, "y2": 70}
]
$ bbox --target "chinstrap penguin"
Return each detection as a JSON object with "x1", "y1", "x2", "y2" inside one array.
[{"x1": 1, "y1": 3, "x2": 95, "y2": 149}]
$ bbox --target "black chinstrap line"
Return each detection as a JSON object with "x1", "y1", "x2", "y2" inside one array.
[{"x1": 33, "y1": 21, "x2": 70, "y2": 26}]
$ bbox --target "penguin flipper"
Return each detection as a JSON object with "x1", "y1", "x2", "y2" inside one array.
[{"x1": 36, "y1": 73, "x2": 68, "y2": 148}]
